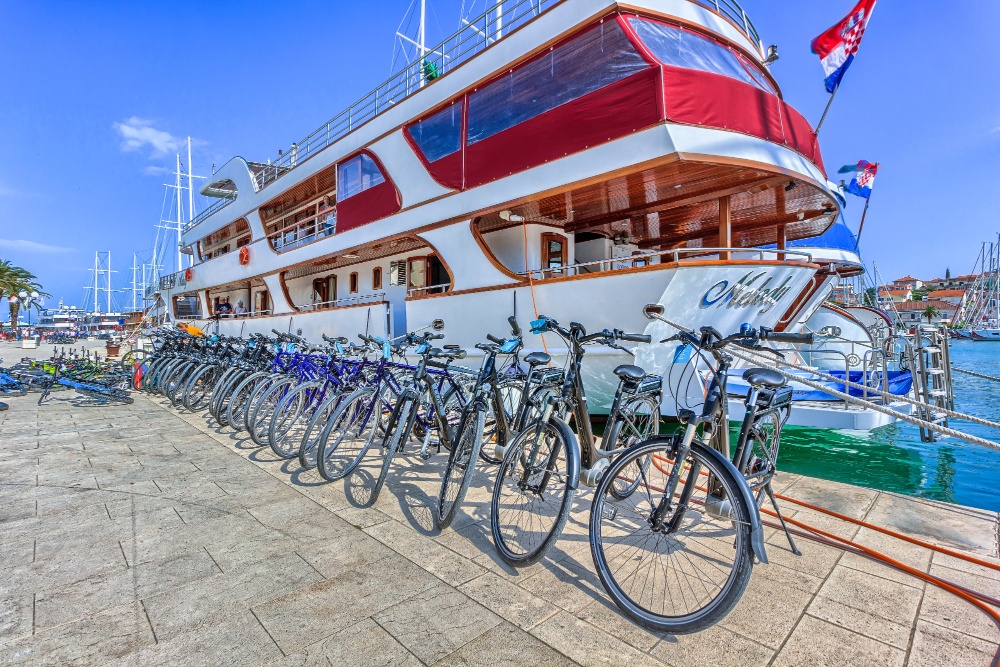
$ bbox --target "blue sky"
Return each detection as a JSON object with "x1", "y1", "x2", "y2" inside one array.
[{"x1": 1, "y1": 0, "x2": 998, "y2": 314}]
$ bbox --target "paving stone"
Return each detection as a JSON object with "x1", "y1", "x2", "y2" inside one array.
[
  {"x1": 458, "y1": 571, "x2": 560, "y2": 631},
  {"x1": 252, "y1": 555, "x2": 437, "y2": 654},
  {"x1": 373, "y1": 582, "x2": 503, "y2": 664},
  {"x1": 0, "y1": 594, "x2": 33, "y2": 644},
  {"x1": 772, "y1": 614, "x2": 905, "y2": 667},
  {"x1": 865, "y1": 492, "x2": 999, "y2": 558},
  {"x1": 0, "y1": 601, "x2": 156, "y2": 667},
  {"x1": 917, "y1": 583, "x2": 1000, "y2": 644},
  {"x1": 365, "y1": 517, "x2": 487, "y2": 586},
  {"x1": 437, "y1": 621, "x2": 580, "y2": 666},
  {"x1": 812, "y1": 565, "x2": 924, "y2": 632},
  {"x1": 265, "y1": 617, "x2": 421, "y2": 667},
  {"x1": 905, "y1": 619, "x2": 998, "y2": 667},
  {"x1": 532, "y1": 611, "x2": 670, "y2": 667}
]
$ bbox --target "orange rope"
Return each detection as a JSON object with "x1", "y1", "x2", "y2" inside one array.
[{"x1": 521, "y1": 215, "x2": 550, "y2": 358}]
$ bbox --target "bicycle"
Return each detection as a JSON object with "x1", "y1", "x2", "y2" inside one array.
[
  {"x1": 588, "y1": 304, "x2": 811, "y2": 634},
  {"x1": 490, "y1": 316, "x2": 658, "y2": 566}
]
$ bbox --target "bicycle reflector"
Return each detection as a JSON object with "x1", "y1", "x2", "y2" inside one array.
[{"x1": 500, "y1": 339, "x2": 519, "y2": 354}]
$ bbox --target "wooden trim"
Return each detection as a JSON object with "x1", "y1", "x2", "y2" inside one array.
[
  {"x1": 773, "y1": 271, "x2": 831, "y2": 330},
  {"x1": 349, "y1": 272, "x2": 359, "y2": 294},
  {"x1": 718, "y1": 196, "x2": 731, "y2": 261},
  {"x1": 540, "y1": 232, "x2": 568, "y2": 272},
  {"x1": 277, "y1": 270, "x2": 296, "y2": 313},
  {"x1": 372, "y1": 266, "x2": 383, "y2": 290}
]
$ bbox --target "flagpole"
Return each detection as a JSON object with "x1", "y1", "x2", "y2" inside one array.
[
  {"x1": 854, "y1": 197, "x2": 872, "y2": 249},
  {"x1": 815, "y1": 81, "x2": 841, "y2": 135}
]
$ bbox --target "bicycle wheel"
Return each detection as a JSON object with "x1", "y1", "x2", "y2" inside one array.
[
  {"x1": 603, "y1": 394, "x2": 660, "y2": 500},
  {"x1": 316, "y1": 387, "x2": 382, "y2": 482},
  {"x1": 298, "y1": 389, "x2": 345, "y2": 469},
  {"x1": 249, "y1": 378, "x2": 295, "y2": 447},
  {"x1": 234, "y1": 373, "x2": 281, "y2": 433},
  {"x1": 119, "y1": 349, "x2": 146, "y2": 372},
  {"x1": 436, "y1": 405, "x2": 486, "y2": 530},
  {"x1": 479, "y1": 376, "x2": 523, "y2": 465},
  {"x1": 491, "y1": 417, "x2": 576, "y2": 566},
  {"x1": 209, "y1": 368, "x2": 246, "y2": 423},
  {"x1": 370, "y1": 397, "x2": 414, "y2": 505},
  {"x1": 268, "y1": 381, "x2": 322, "y2": 459},
  {"x1": 590, "y1": 438, "x2": 755, "y2": 634},
  {"x1": 182, "y1": 364, "x2": 220, "y2": 412}
]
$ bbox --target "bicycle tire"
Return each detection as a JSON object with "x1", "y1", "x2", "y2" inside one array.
[
  {"x1": 182, "y1": 364, "x2": 219, "y2": 411},
  {"x1": 590, "y1": 438, "x2": 755, "y2": 634},
  {"x1": 316, "y1": 387, "x2": 381, "y2": 482},
  {"x1": 436, "y1": 405, "x2": 486, "y2": 530},
  {"x1": 249, "y1": 378, "x2": 295, "y2": 447},
  {"x1": 209, "y1": 368, "x2": 246, "y2": 422},
  {"x1": 603, "y1": 394, "x2": 660, "y2": 500},
  {"x1": 298, "y1": 388, "x2": 344, "y2": 469},
  {"x1": 167, "y1": 361, "x2": 199, "y2": 406},
  {"x1": 491, "y1": 417, "x2": 576, "y2": 566},
  {"x1": 268, "y1": 380, "x2": 322, "y2": 459},
  {"x1": 370, "y1": 397, "x2": 414, "y2": 505},
  {"x1": 225, "y1": 371, "x2": 269, "y2": 432},
  {"x1": 235, "y1": 373, "x2": 282, "y2": 433}
]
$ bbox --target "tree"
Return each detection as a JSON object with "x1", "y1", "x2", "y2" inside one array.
[
  {"x1": 863, "y1": 287, "x2": 877, "y2": 307},
  {"x1": 0, "y1": 260, "x2": 49, "y2": 325},
  {"x1": 922, "y1": 304, "x2": 940, "y2": 324}
]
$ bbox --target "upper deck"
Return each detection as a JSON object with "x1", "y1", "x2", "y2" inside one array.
[{"x1": 185, "y1": 0, "x2": 768, "y2": 237}]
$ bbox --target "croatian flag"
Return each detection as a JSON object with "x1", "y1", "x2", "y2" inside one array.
[
  {"x1": 811, "y1": 0, "x2": 877, "y2": 93},
  {"x1": 838, "y1": 160, "x2": 878, "y2": 199}
]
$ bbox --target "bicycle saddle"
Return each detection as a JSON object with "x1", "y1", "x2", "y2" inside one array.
[
  {"x1": 613, "y1": 364, "x2": 646, "y2": 382},
  {"x1": 524, "y1": 352, "x2": 550, "y2": 366},
  {"x1": 742, "y1": 367, "x2": 786, "y2": 389}
]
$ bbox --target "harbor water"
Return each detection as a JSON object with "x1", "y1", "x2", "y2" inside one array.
[{"x1": 776, "y1": 339, "x2": 1000, "y2": 513}]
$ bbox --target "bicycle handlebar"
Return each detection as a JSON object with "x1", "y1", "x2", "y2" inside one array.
[
  {"x1": 618, "y1": 332, "x2": 651, "y2": 344},
  {"x1": 486, "y1": 334, "x2": 503, "y2": 345},
  {"x1": 759, "y1": 329, "x2": 814, "y2": 345}
]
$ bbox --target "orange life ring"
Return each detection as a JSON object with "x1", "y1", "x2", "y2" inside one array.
[
  {"x1": 239, "y1": 246, "x2": 250, "y2": 266},
  {"x1": 185, "y1": 267, "x2": 193, "y2": 282}
]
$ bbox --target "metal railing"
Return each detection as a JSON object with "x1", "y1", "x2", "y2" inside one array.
[
  {"x1": 185, "y1": 193, "x2": 237, "y2": 232},
  {"x1": 520, "y1": 247, "x2": 813, "y2": 280},
  {"x1": 297, "y1": 292, "x2": 386, "y2": 312},
  {"x1": 249, "y1": 0, "x2": 560, "y2": 194},
  {"x1": 407, "y1": 284, "x2": 451, "y2": 298},
  {"x1": 693, "y1": 0, "x2": 761, "y2": 46}
]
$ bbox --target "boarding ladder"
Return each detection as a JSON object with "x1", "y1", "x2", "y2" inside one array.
[{"x1": 908, "y1": 325, "x2": 955, "y2": 442}]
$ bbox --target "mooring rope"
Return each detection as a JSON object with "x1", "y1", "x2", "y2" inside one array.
[
  {"x1": 951, "y1": 365, "x2": 1000, "y2": 384},
  {"x1": 652, "y1": 315, "x2": 1000, "y2": 450}
]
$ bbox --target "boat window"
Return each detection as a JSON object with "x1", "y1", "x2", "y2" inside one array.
[
  {"x1": 349, "y1": 272, "x2": 359, "y2": 293},
  {"x1": 541, "y1": 233, "x2": 566, "y2": 274},
  {"x1": 409, "y1": 100, "x2": 463, "y2": 162},
  {"x1": 338, "y1": 153, "x2": 386, "y2": 200},
  {"x1": 408, "y1": 258, "x2": 426, "y2": 289},
  {"x1": 627, "y1": 17, "x2": 775, "y2": 94},
  {"x1": 467, "y1": 21, "x2": 649, "y2": 146}
]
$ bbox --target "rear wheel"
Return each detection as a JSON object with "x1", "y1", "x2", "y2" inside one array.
[
  {"x1": 249, "y1": 378, "x2": 296, "y2": 447},
  {"x1": 316, "y1": 387, "x2": 382, "y2": 482},
  {"x1": 371, "y1": 398, "x2": 414, "y2": 505},
  {"x1": 604, "y1": 394, "x2": 660, "y2": 500},
  {"x1": 268, "y1": 381, "x2": 323, "y2": 459},
  {"x1": 436, "y1": 405, "x2": 486, "y2": 530}
]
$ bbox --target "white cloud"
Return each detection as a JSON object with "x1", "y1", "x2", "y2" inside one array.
[
  {"x1": 114, "y1": 117, "x2": 183, "y2": 157},
  {"x1": 142, "y1": 165, "x2": 171, "y2": 177},
  {"x1": 0, "y1": 239, "x2": 74, "y2": 254}
]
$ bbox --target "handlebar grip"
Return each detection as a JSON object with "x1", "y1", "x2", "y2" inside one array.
[
  {"x1": 761, "y1": 331, "x2": 814, "y2": 344},
  {"x1": 507, "y1": 316, "x2": 521, "y2": 336},
  {"x1": 619, "y1": 333, "x2": 651, "y2": 344},
  {"x1": 428, "y1": 333, "x2": 445, "y2": 340},
  {"x1": 486, "y1": 334, "x2": 503, "y2": 345}
]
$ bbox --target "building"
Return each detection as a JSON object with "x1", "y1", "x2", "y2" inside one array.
[
  {"x1": 923, "y1": 274, "x2": 976, "y2": 291},
  {"x1": 878, "y1": 285, "x2": 912, "y2": 304},
  {"x1": 926, "y1": 289, "x2": 967, "y2": 307},
  {"x1": 892, "y1": 299, "x2": 958, "y2": 329},
  {"x1": 891, "y1": 276, "x2": 922, "y2": 292}
]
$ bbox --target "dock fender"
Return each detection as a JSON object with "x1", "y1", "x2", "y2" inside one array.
[
  {"x1": 550, "y1": 416, "x2": 581, "y2": 491},
  {"x1": 693, "y1": 442, "x2": 768, "y2": 565}
]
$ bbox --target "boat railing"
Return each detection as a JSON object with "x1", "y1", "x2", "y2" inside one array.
[
  {"x1": 407, "y1": 284, "x2": 452, "y2": 298},
  {"x1": 692, "y1": 0, "x2": 761, "y2": 46},
  {"x1": 243, "y1": 0, "x2": 560, "y2": 196},
  {"x1": 187, "y1": 194, "x2": 237, "y2": 232},
  {"x1": 519, "y1": 247, "x2": 814, "y2": 280},
  {"x1": 297, "y1": 293, "x2": 386, "y2": 312}
]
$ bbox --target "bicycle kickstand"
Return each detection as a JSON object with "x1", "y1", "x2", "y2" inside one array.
[{"x1": 764, "y1": 483, "x2": 802, "y2": 556}]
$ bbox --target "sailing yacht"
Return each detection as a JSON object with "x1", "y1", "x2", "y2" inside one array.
[{"x1": 153, "y1": 0, "x2": 843, "y2": 411}]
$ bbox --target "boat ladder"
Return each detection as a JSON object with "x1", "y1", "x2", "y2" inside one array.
[{"x1": 908, "y1": 325, "x2": 955, "y2": 442}]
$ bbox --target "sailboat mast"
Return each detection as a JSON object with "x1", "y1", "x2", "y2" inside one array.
[
  {"x1": 175, "y1": 153, "x2": 183, "y2": 273},
  {"x1": 187, "y1": 137, "x2": 195, "y2": 225}
]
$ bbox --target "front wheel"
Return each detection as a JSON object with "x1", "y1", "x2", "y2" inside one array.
[
  {"x1": 490, "y1": 418, "x2": 576, "y2": 566},
  {"x1": 370, "y1": 398, "x2": 414, "y2": 505},
  {"x1": 436, "y1": 406, "x2": 486, "y2": 530},
  {"x1": 590, "y1": 438, "x2": 755, "y2": 634}
]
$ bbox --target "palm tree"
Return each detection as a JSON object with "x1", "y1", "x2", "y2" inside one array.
[
  {"x1": 0, "y1": 260, "x2": 50, "y2": 325},
  {"x1": 922, "y1": 304, "x2": 941, "y2": 324}
]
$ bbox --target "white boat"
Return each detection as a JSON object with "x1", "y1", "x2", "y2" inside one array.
[{"x1": 153, "y1": 0, "x2": 843, "y2": 414}]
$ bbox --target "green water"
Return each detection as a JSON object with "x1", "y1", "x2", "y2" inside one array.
[{"x1": 774, "y1": 340, "x2": 1000, "y2": 512}]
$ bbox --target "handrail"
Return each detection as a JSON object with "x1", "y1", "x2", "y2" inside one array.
[
  {"x1": 181, "y1": 0, "x2": 763, "y2": 234},
  {"x1": 297, "y1": 293, "x2": 386, "y2": 311},
  {"x1": 186, "y1": 194, "x2": 236, "y2": 232},
  {"x1": 519, "y1": 247, "x2": 814, "y2": 279},
  {"x1": 407, "y1": 284, "x2": 451, "y2": 298}
]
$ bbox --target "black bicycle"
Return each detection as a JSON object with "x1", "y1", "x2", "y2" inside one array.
[{"x1": 589, "y1": 304, "x2": 811, "y2": 634}]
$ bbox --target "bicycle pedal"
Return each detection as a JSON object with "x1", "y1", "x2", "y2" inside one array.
[
  {"x1": 601, "y1": 506, "x2": 618, "y2": 521},
  {"x1": 419, "y1": 451, "x2": 433, "y2": 461}
]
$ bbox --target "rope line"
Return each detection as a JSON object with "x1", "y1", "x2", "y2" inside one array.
[
  {"x1": 952, "y1": 366, "x2": 1000, "y2": 383},
  {"x1": 652, "y1": 315, "x2": 1000, "y2": 450}
]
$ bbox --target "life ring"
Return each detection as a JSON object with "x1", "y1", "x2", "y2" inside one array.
[
  {"x1": 239, "y1": 246, "x2": 250, "y2": 266},
  {"x1": 185, "y1": 267, "x2": 193, "y2": 282}
]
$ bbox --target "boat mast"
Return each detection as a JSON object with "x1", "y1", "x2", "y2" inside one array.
[
  {"x1": 187, "y1": 137, "x2": 196, "y2": 225},
  {"x1": 175, "y1": 153, "x2": 183, "y2": 273}
]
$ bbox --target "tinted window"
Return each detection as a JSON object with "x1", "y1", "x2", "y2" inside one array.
[
  {"x1": 467, "y1": 21, "x2": 649, "y2": 145},
  {"x1": 338, "y1": 154, "x2": 386, "y2": 200},
  {"x1": 409, "y1": 100, "x2": 463, "y2": 162},
  {"x1": 628, "y1": 17, "x2": 774, "y2": 93}
]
